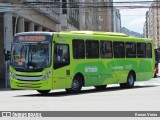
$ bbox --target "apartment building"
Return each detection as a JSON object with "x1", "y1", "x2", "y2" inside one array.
[{"x1": 144, "y1": 0, "x2": 160, "y2": 49}]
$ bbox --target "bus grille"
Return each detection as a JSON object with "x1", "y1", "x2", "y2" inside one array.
[{"x1": 16, "y1": 75, "x2": 42, "y2": 81}]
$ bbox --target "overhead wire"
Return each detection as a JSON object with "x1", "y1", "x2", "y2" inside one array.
[{"x1": 0, "y1": 1, "x2": 159, "y2": 9}]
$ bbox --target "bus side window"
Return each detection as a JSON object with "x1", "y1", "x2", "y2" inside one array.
[
  {"x1": 137, "y1": 43, "x2": 146, "y2": 58},
  {"x1": 113, "y1": 41, "x2": 125, "y2": 58},
  {"x1": 72, "y1": 39, "x2": 85, "y2": 59},
  {"x1": 86, "y1": 40, "x2": 99, "y2": 58},
  {"x1": 126, "y1": 42, "x2": 136, "y2": 58},
  {"x1": 100, "y1": 41, "x2": 112, "y2": 58},
  {"x1": 146, "y1": 43, "x2": 152, "y2": 58}
]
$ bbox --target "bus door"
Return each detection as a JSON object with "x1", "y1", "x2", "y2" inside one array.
[{"x1": 52, "y1": 43, "x2": 70, "y2": 89}]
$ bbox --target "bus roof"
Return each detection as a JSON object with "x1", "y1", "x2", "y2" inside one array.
[
  {"x1": 60, "y1": 31, "x2": 129, "y2": 37},
  {"x1": 14, "y1": 31, "x2": 153, "y2": 42},
  {"x1": 58, "y1": 31, "x2": 153, "y2": 42}
]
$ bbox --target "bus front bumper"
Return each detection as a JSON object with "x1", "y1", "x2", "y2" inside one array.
[{"x1": 10, "y1": 77, "x2": 52, "y2": 90}]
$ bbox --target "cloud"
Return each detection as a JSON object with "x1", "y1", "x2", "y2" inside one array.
[{"x1": 120, "y1": 9, "x2": 147, "y2": 33}]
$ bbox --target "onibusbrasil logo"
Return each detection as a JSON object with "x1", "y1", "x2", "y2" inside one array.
[{"x1": 1, "y1": 112, "x2": 42, "y2": 117}]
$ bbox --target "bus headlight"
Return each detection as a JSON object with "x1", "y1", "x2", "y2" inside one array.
[
  {"x1": 42, "y1": 71, "x2": 51, "y2": 80},
  {"x1": 10, "y1": 72, "x2": 16, "y2": 79}
]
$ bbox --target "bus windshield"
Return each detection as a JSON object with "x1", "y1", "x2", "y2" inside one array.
[{"x1": 11, "y1": 43, "x2": 51, "y2": 69}]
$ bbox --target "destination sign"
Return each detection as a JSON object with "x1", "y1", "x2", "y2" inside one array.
[{"x1": 18, "y1": 35, "x2": 46, "y2": 41}]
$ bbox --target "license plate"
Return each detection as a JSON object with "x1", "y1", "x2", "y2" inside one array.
[{"x1": 24, "y1": 83, "x2": 31, "y2": 86}]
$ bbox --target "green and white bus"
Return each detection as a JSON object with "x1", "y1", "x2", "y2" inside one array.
[{"x1": 10, "y1": 31, "x2": 155, "y2": 94}]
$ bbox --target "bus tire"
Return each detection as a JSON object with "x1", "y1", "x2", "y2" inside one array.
[
  {"x1": 94, "y1": 85, "x2": 106, "y2": 90},
  {"x1": 120, "y1": 72, "x2": 135, "y2": 88},
  {"x1": 37, "y1": 90, "x2": 50, "y2": 95},
  {"x1": 65, "y1": 76, "x2": 83, "y2": 93}
]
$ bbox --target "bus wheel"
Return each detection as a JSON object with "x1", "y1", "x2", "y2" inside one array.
[
  {"x1": 120, "y1": 72, "x2": 135, "y2": 88},
  {"x1": 94, "y1": 85, "x2": 106, "y2": 90},
  {"x1": 37, "y1": 90, "x2": 50, "y2": 95},
  {"x1": 65, "y1": 76, "x2": 82, "y2": 93}
]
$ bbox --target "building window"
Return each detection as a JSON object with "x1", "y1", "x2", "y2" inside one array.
[{"x1": 24, "y1": 21, "x2": 29, "y2": 32}]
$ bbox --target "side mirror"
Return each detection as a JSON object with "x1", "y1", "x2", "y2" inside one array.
[{"x1": 5, "y1": 51, "x2": 11, "y2": 61}]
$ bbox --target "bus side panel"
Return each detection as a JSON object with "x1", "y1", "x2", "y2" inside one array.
[
  {"x1": 97, "y1": 59, "x2": 115, "y2": 85},
  {"x1": 73, "y1": 60, "x2": 117, "y2": 86},
  {"x1": 73, "y1": 60, "x2": 99, "y2": 86},
  {"x1": 113, "y1": 59, "x2": 128, "y2": 84},
  {"x1": 136, "y1": 59, "x2": 154, "y2": 81},
  {"x1": 73, "y1": 60, "x2": 114, "y2": 87},
  {"x1": 52, "y1": 66, "x2": 72, "y2": 90}
]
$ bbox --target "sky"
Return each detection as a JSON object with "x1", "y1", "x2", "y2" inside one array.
[{"x1": 113, "y1": 0, "x2": 153, "y2": 33}]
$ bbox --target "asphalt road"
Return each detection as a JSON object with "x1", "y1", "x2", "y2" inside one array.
[{"x1": 0, "y1": 78, "x2": 160, "y2": 111}]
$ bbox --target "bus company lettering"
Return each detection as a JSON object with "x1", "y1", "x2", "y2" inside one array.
[
  {"x1": 112, "y1": 65, "x2": 132, "y2": 70},
  {"x1": 112, "y1": 66, "x2": 124, "y2": 70},
  {"x1": 125, "y1": 65, "x2": 132, "y2": 69},
  {"x1": 85, "y1": 66, "x2": 98, "y2": 73}
]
